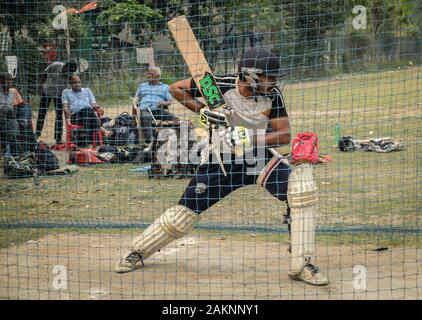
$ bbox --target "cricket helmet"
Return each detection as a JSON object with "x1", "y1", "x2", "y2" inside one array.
[
  {"x1": 238, "y1": 48, "x2": 287, "y2": 95},
  {"x1": 238, "y1": 48, "x2": 287, "y2": 78}
]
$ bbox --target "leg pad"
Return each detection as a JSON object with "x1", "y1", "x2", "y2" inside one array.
[
  {"x1": 288, "y1": 164, "x2": 317, "y2": 274},
  {"x1": 132, "y1": 205, "x2": 200, "y2": 259}
]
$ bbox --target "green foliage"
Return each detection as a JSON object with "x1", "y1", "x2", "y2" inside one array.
[
  {"x1": 96, "y1": 0, "x2": 162, "y2": 42},
  {"x1": 12, "y1": 36, "x2": 44, "y2": 95},
  {"x1": 34, "y1": 14, "x2": 89, "y2": 44},
  {"x1": 0, "y1": 1, "x2": 51, "y2": 31},
  {"x1": 97, "y1": 0, "x2": 160, "y2": 24},
  {"x1": 2, "y1": 0, "x2": 421, "y2": 87}
]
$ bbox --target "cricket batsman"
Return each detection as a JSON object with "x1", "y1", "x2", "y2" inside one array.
[{"x1": 115, "y1": 48, "x2": 328, "y2": 286}]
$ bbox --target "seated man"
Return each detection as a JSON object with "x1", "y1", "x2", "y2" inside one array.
[
  {"x1": 10, "y1": 83, "x2": 37, "y2": 153},
  {"x1": 133, "y1": 66, "x2": 177, "y2": 147},
  {"x1": 10, "y1": 86, "x2": 32, "y2": 124},
  {"x1": 0, "y1": 72, "x2": 19, "y2": 156},
  {"x1": 62, "y1": 75, "x2": 111, "y2": 148}
]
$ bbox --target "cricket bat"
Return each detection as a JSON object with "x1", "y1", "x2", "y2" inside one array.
[
  {"x1": 168, "y1": 15, "x2": 252, "y2": 171},
  {"x1": 167, "y1": 15, "x2": 226, "y2": 112}
]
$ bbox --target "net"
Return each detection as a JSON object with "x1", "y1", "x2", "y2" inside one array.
[{"x1": 0, "y1": 0, "x2": 421, "y2": 300}]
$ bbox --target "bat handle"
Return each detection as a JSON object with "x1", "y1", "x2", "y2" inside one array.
[
  {"x1": 213, "y1": 148, "x2": 227, "y2": 176},
  {"x1": 269, "y1": 147, "x2": 292, "y2": 168}
]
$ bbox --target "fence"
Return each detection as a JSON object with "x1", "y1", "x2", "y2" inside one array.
[{"x1": 0, "y1": 0, "x2": 421, "y2": 300}]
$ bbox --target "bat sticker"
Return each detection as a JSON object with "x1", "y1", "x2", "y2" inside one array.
[{"x1": 198, "y1": 72, "x2": 225, "y2": 109}]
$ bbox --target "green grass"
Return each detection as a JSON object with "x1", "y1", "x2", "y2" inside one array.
[{"x1": 1, "y1": 66, "x2": 421, "y2": 247}]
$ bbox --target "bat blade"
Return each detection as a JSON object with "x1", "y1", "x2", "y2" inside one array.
[{"x1": 168, "y1": 15, "x2": 225, "y2": 110}]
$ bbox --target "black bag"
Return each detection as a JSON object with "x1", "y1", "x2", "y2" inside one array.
[
  {"x1": 3, "y1": 143, "x2": 59, "y2": 178},
  {"x1": 100, "y1": 116, "x2": 112, "y2": 126},
  {"x1": 110, "y1": 112, "x2": 138, "y2": 146},
  {"x1": 338, "y1": 136, "x2": 356, "y2": 152},
  {"x1": 112, "y1": 125, "x2": 130, "y2": 145},
  {"x1": 115, "y1": 112, "x2": 133, "y2": 127},
  {"x1": 35, "y1": 143, "x2": 60, "y2": 172},
  {"x1": 123, "y1": 146, "x2": 144, "y2": 162},
  {"x1": 3, "y1": 152, "x2": 37, "y2": 178},
  {"x1": 97, "y1": 145, "x2": 145, "y2": 163}
]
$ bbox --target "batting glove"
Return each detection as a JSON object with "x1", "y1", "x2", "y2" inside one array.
[
  {"x1": 220, "y1": 126, "x2": 251, "y2": 156},
  {"x1": 199, "y1": 108, "x2": 230, "y2": 128}
]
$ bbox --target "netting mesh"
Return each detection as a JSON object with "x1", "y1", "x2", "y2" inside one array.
[{"x1": 0, "y1": 0, "x2": 421, "y2": 300}]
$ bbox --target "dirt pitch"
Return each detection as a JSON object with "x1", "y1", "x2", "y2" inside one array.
[{"x1": 1, "y1": 232, "x2": 421, "y2": 300}]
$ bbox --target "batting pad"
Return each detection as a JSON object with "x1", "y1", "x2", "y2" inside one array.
[
  {"x1": 131, "y1": 205, "x2": 201, "y2": 259},
  {"x1": 287, "y1": 164, "x2": 318, "y2": 274}
]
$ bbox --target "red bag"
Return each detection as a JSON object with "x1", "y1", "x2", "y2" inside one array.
[{"x1": 291, "y1": 132, "x2": 319, "y2": 164}]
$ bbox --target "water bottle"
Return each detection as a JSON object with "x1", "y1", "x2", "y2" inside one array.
[{"x1": 334, "y1": 123, "x2": 341, "y2": 145}]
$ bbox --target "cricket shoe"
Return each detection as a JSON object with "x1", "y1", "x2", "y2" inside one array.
[
  {"x1": 115, "y1": 251, "x2": 144, "y2": 274},
  {"x1": 288, "y1": 263, "x2": 329, "y2": 286}
]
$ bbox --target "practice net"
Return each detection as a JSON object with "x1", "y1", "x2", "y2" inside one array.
[{"x1": 0, "y1": 0, "x2": 421, "y2": 299}]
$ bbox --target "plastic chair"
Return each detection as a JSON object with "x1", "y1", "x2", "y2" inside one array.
[{"x1": 65, "y1": 121, "x2": 103, "y2": 150}]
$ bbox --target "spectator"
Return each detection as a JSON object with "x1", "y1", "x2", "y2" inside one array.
[
  {"x1": 35, "y1": 60, "x2": 78, "y2": 144},
  {"x1": 9, "y1": 81, "x2": 37, "y2": 153},
  {"x1": 62, "y1": 75, "x2": 111, "y2": 149},
  {"x1": 0, "y1": 72, "x2": 19, "y2": 155},
  {"x1": 133, "y1": 66, "x2": 177, "y2": 146},
  {"x1": 9, "y1": 84, "x2": 32, "y2": 125},
  {"x1": 40, "y1": 39, "x2": 58, "y2": 64}
]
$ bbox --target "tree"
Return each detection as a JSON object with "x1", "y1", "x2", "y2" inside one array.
[
  {"x1": 96, "y1": 0, "x2": 162, "y2": 45},
  {"x1": 0, "y1": 0, "x2": 51, "y2": 48}
]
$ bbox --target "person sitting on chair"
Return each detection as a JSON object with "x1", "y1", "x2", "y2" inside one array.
[
  {"x1": 132, "y1": 67, "x2": 178, "y2": 148},
  {"x1": 9, "y1": 80, "x2": 37, "y2": 153},
  {"x1": 10, "y1": 85, "x2": 32, "y2": 125},
  {"x1": 0, "y1": 72, "x2": 20, "y2": 156},
  {"x1": 62, "y1": 75, "x2": 111, "y2": 149}
]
